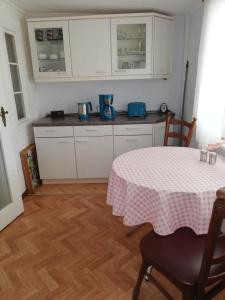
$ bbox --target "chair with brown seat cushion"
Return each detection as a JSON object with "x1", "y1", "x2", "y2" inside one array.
[
  {"x1": 164, "y1": 112, "x2": 197, "y2": 147},
  {"x1": 133, "y1": 188, "x2": 225, "y2": 300}
]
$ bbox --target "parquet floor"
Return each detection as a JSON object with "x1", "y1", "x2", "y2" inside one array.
[{"x1": 0, "y1": 183, "x2": 225, "y2": 300}]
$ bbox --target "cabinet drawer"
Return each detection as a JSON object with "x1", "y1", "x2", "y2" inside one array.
[
  {"x1": 74, "y1": 125, "x2": 113, "y2": 137},
  {"x1": 113, "y1": 124, "x2": 153, "y2": 135},
  {"x1": 114, "y1": 135, "x2": 153, "y2": 158},
  {"x1": 34, "y1": 127, "x2": 73, "y2": 138}
]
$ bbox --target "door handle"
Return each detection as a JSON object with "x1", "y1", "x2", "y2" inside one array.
[{"x1": 0, "y1": 107, "x2": 8, "y2": 127}]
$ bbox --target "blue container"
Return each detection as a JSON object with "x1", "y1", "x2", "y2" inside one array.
[{"x1": 127, "y1": 102, "x2": 146, "y2": 117}]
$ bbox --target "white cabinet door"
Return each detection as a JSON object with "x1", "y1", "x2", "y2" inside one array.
[
  {"x1": 75, "y1": 136, "x2": 113, "y2": 178},
  {"x1": 153, "y1": 17, "x2": 174, "y2": 75},
  {"x1": 153, "y1": 122, "x2": 165, "y2": 146},
  {"x1": 35, "y1": 137, "x2": 77, "y2": 179},
  {"x1": 70, "y1": 19, "x2": 111, "y2": 77},
  {"x1": 28, "y1": 21, "x2": 72, "y2": 79},
  {"x1": 114, "y1": 135, "x2": 152, "y2": 158},
  {"x1": 111, "y1": 17, "x2": 153, "y2": 76}
]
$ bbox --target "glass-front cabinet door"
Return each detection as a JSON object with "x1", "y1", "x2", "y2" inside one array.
[
  {"x1": 111, "y1": 17, "x2": 153, "y2": 76},
  {"x1": 28, "y1": 21, "x2": 72, "y2": 79}
]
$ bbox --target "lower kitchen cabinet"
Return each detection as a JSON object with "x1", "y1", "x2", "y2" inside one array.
[
  {"x1": 114, "y1": 135, "x2": 153, "y2": 158},
  {"x1": 35, "y1": 137, "x2": 77, "y2": 179},
  {"x1": 75, "y1": 136, "x2": 113, "y2": 178},
  {"x1": 153, "y1": 122, "x2": 166, "y2": 146}
]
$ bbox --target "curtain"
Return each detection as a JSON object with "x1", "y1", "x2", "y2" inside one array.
[{"x1": 194, "y1": 0, "x2": 225, "y2": 148}]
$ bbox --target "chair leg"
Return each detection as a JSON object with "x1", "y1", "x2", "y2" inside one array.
[
  {"x1": 182, "y1": 289, "x2": 195, "y2": 300},
  {"x1": 133, "y1": 260, "x2": 149, "y2": 300}
]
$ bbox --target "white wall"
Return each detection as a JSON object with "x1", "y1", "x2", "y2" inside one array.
[
  {"x1": 0, "y1": 0, "x2": 35, "y2": 194},
  {"x1": 34, "y1": 16, "x2": 186, "y2": 119}
]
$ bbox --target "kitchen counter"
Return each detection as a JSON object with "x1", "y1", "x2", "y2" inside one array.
[{"x1": 32, "y1": 112, "x2": 166, "y2": 127}]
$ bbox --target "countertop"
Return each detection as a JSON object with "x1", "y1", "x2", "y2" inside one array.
[{"x1": 32, "y1": 112, "x2": 166, "y2": 127}]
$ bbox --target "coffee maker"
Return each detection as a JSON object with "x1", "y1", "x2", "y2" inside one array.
[{"x1": 99, "y1": 94, "x2": 116, "y2": 120}]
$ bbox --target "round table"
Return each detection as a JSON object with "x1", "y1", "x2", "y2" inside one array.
[{"x1": 107, "y1": 147, "x2": 225, "y2": 235}]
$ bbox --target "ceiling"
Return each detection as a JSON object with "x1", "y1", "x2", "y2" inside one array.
[{"x1": 9, "y1": 0, "x2": 201, "y2": 16}]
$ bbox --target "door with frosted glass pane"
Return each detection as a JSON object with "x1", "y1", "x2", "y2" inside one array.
[
  {"x1": 28, "y1": 20, "x2": 72, "y2": 79},
  {"x1": 0, "y1": 30, "x2": 24, "y2": 231},
  {"x1": 111, "y1": 17, "x2": 153, "y2": 76}
]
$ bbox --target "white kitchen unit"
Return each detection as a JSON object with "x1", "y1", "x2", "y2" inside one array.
[
  {"x1": 69, "y1": 18, "x2": 111, "y2": 78},
  {"x1": 74, "y1": 125, "x2": 113, "y2": 178},
  {"x1": 153, "y1": 17, "x2": 174, "y2": 75},
  {"x1": 27, "y1": 13, "x2": 174, "y2": 82},
  {"x1": 113, "y1": 124, "x2": 153, "y2": 157},
  {"x1": 153, "y1": 122, "x2": 166, "y2": 146},
  {"x1": 111, "y1": 17, "x2": 152, "y2": 76},
  {"x1": 33, "y1": 121, "x2": 166, "y2": 181},
  {"x1": 34, "y1": 127, "x2": 77, "y2": 179},
  {"x1": 28, "y1": 20, "x2": 72, "y2": 79}
]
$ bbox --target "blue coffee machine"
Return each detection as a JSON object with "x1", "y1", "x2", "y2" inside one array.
[{"x1": 99, "y1": 94, "x2": 116, "y2": 120}]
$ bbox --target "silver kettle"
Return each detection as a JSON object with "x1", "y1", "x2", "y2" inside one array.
[{"x1": 78, "y1": 102, "x2": 92, "y2": 120}]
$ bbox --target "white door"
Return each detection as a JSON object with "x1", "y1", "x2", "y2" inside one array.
[
  {"x1": 0, "y1": 72, "x2": 24, "y2": 231},
  {"x1": 70, "y1": 18, "x2": 111, "y2": 77},
  {"x1": 111, "y1": 17, "x2": 153, "y2": 76}
]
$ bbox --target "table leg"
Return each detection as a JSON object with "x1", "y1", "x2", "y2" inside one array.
[{"x1": 126, "y1": 223, "x2": 146, "y2": 237}]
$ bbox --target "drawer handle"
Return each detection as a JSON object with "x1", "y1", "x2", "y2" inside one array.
[
  {"x1": 96, "y1": 71, "x2": 107, "y2": 74},
  {"x1": 126, "y1": 127, "x2": 139, "y2": 131},
  {"x1": 126, "y1": 139, "x2": 139, "y2": 142},
  {"x1": 85, "y1": 129, "x2": 98, "y2": 132},
  {"x1": 57, "y1": 141, "x2": 70, "y2": 144},
  {"x1": 45, "y1": 130, "x2": 56, "y2": 133},
  {"x1": 76, "y1": 140, "x2": 88, "y2": 143},
  {"x1": 115, "y1": 70, "x2": 126, "y2": 73}
]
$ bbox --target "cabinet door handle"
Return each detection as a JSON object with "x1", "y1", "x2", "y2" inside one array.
[
  {"x1": 96, "y1": 71, "x2": 107, "y2": 74},
  {"x1": 114, "y1": 70, "x2": 126, "y2": 73},
  {"x1": 126, "y1": 139, "x2": 139, "y2": 142}
]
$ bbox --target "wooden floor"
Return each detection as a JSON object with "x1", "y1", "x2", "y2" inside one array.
[{"x1": 1, "y1": 183, "x2": 225, "y2": 300}]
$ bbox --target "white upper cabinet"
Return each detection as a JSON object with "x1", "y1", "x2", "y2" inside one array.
[
  {"x1": 27, "y1": 13, "x2": 174, "y2": 81},
  {"x1": 153, "y1": 17, "x2": 174, "y2": 75},
  {"x1": 28, "y1": 20, "x2": 72, "y2": 79},
  {"x1": 111, "y1": 17, "x2": 153, "y2": 76},
  {"x1": 69, "y1": 18, "x2": 111, "y2": 78}
]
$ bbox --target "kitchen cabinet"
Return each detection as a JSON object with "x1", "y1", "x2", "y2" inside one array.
[
  {"x1": 34, "y1": 126, "x2": 77, "y2": 179},
  {"x1": 28, "y1": 20, "x2": 72, "y2": 79},
  {"x1": 113, "y1": 124, "x2": 153, "y2": 157},
  {"x1": 33, "y1": 121, "x2": 166, "y2": 181},
  {"x1": 27, "y1": 13, "x2": 174, "y2": 82},
  {"x1": 75, "y1": 136, "x2": 113, "y2": 178},
  {"x1": 153, "y1": 17, "x2": 174, "y2": 75},
  {"x1": 69, "y1": 18, "x2": 111, "y2": 78},
  {"x1": 35, "y1": 137, "x2": 77, "y2": 179},
  {"x1": 114, "y1": 135, "x2": 152, "y2": 158},
  {"x1": 153, "y1": 122, "x2": 165, "y2": 146},
  {"x1": 111, "y1": 17, "x2": 153, "y2": 76}
]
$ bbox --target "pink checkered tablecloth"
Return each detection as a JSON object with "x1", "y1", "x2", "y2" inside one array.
[{"x1": 107, "y1": 147, "x2": 225, "y2": 235}]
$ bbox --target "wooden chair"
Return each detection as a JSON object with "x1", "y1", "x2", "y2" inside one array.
[
  {"x1": 133, "y1": 188, "x2": 225, "y2": 300},
  {"x1": 164, "y1": 112, "x2": 197, "y2": 147}
]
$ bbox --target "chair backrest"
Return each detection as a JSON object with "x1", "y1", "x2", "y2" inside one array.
[
  {"x1": 197, "y1": 188, "x2": 225, "y2": 299},
  {"x1": 163, "y1": 112, "x2": 197, "y2": 147}
]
